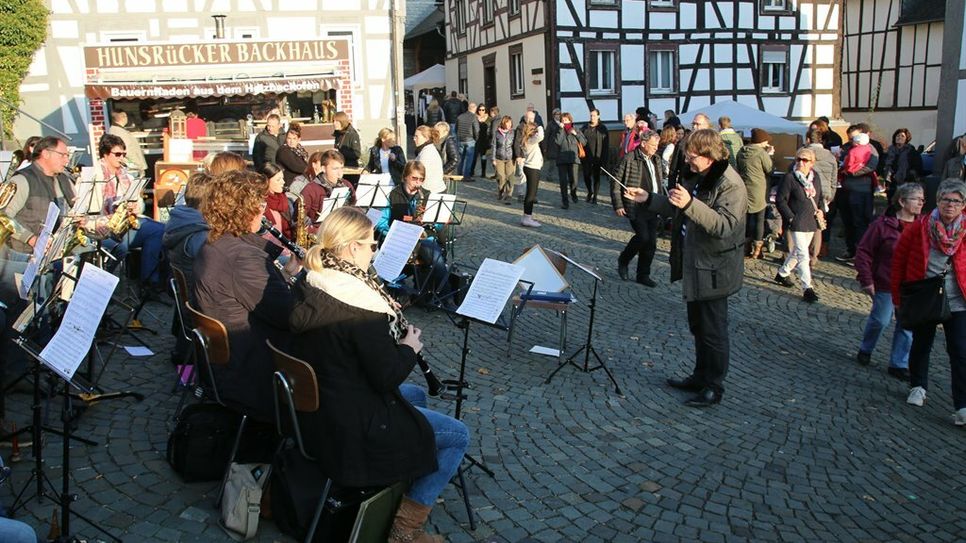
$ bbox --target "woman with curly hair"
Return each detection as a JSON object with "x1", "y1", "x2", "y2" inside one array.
[{"x1": 193, "y1": 169, "x2": 295, "y2": 419}]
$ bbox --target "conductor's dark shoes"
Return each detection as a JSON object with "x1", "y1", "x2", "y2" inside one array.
[
  {"x1": 618, "y1": 262, "x2": 629, "y2": 281},
  {"x1": 637, "y1": 277, "x2": 657, "y2": 288},
  {"x1": 684, "y1": 387, "x2": 722, "y2": 408},
  {"x1": 666, "y1": 375, "x2": 703, "y2": 391}
]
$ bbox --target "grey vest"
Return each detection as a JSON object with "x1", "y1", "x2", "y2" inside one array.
[{"x1": 10, "y1": 164, "x2": 74, "y2": 252}]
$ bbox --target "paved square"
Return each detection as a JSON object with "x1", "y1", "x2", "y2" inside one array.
[{"x1": 4, "y1": 176, "x2": 964, "y2": 542}]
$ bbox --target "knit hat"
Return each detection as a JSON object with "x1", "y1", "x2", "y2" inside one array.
[{"x1": 750, "y1": 128, "x2": 771, "y2": 144}]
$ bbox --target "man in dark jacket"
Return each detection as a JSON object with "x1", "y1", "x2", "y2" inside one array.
[
  {"x1": 836, "y1": 123, "x2": 879, "y2": 262},
  {"x1": 252, "y1": 114, "x2": 284, "y2": 171},
  {"x1": 582, "y1": 108, "x2": 610, "y2": 203},
  {"x1": 613, "y1": 130, "x2": 663, "y2": 286},
  {"x1": 442, "y1": 91, "x2": 463, "y2": 133},
  {"x1": 624, "y1": 129, "x2": 747, "y2": 408},
  {"x1": 455, "y1": 104, "x2": 479, "y2": 180}
]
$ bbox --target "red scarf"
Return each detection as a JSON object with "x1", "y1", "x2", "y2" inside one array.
[{"x1": 264, "y1": 192, "x2": 292, "y2": 239}]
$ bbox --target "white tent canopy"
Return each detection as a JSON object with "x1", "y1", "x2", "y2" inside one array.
[
  {"x1": 677, "y1": 100, "x2": 807, "y2": 136},
  {"x1": 404, "y1": 64, "x2": 445, "y2": 93}
]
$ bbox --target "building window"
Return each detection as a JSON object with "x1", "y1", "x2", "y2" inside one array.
[
  {"x1": 322, "y1": 28, "x2": 359, "y2": 82},
  {"x1": 762, "y1": 0, "x2": 787, "y2": 11},
  {"x1": 589, "y1": 0, "x2": 619, "y2": 6},
  {"x1": 459, "y1": 57, "x2": 468, "y2": 95},
  {"x1": 509, "y1": 44, "x2": 525, "y2": 98},
  {"x1": 649, "y1": 0, "x2": 677, "y2": 8},
  {"x1": 482, "y1": 0, "x2": 494, "y2": 25},
  {"x1": 587, "y1": 48, "x2": 618, "y2": 96},
  {"x1": 455, "y1": 0, "x2": 466, "y2": 34},
  {"x1": 648, "y1": 49, "x2": 676, "y2": 94},
  {"x1": 509, "y1": 0, "x2": 520, "y2": 15},
  {"x1": 100, "y1": 31, "x2": 146, "y2": 43},
  {"x1": 760, "y1": 47, "x2": 788, "y2": 93}
]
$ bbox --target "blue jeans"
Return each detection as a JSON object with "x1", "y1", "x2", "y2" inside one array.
[
  {"x1": 458, "y1": 141, "x2": 476, "y2": 179},
  {"x1": 398, "y1": 385, "x2": 469, "y2": 507},
  {"x1": 101, "y1": 217, "x2": 165, "y2": 283},
  {"x1": 859, "y1": 292, "x2": 912, "y2": 368},
  {"x1": 909, "y1": 310, "x2": 966, "y2": 410},
  {"x1": 0, "y1": 518, "x2": 37, "y2": 543}
]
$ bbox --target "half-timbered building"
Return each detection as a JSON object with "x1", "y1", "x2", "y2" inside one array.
[
  {"x1": 841, "y1": 0, "x2": 944, "y2": 145},
  {"x1": 445, "y1": 0, "x2": 842, "y2": 125}
]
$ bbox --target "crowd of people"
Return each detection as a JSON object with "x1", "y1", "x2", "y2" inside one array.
[{"x1": 2, "y1": 99, "x2": 966, "y2": 541}]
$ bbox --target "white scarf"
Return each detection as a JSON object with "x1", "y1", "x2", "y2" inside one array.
[{"x1": 305, "y1": 268, "x2": 397, "y2": 322}]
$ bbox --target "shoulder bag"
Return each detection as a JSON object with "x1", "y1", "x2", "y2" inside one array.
[{"x1": 897, "y1": 257, "x2": 952, "y2": 329}]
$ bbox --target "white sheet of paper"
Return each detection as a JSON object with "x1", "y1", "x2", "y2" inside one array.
[
  {"x1": 19, "y1": 203, "x2": 59, "y2": 300},
  {"x1": 356, "y1": 183, "x2": 390, "y2": 208},
  {"x1": 421, "y1": 194, "x2": 456, "y2": 224},
  {"x1": 365, "y1": 207, "x2": 384, "y2": 226},
  {"x1": 457, "y1": 258, "x2": 525, "y2": 324},
  {"x1": 359, "y1": 173, "x2": 393, "y2": 186},
  {"x1": 373, "y1": 221, "x2": 423, "y2": 281},
  {"x1": 529, "y1": 345, "x2": 560, "y2": 357},
  {"x1": 316, "y1": 186, "x2": 352, "y2": 223},
  {"x1": 0, "y1": 151, "x2": 12, "y2": 181},
  {"x1": 39, "y1": 265, "x2": 119, "y2": 381},
  {"x1": 168, "y1": 139, "x2": 194, "y2": 162},
  {"x1": 123, "y1": 346, "x2": 155, "y2": 357}
]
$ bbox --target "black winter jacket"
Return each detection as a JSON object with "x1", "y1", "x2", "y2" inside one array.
[{"x1": 776, "y1": 171, "x2": 824, "y2": 233}]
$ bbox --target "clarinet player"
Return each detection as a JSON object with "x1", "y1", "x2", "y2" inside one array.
[{"x1": 289, "y1": 206, "x2": 468, "y2": 543}]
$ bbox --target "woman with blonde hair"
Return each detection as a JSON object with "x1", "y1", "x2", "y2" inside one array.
[
  {"x1": 432, "y1": 121, "x2": 459, "y2": 175},
  {"x1": 413, "y1": 125, "x2": 446, "y2": 193},
  {"x1": 365, "y1": 128, "x2": 407, "y2": 184},
  {"x1": 774, "y1": 147, "x2": 825, "y2": 303},
  {"x1": 519, "y1": 121, "x2": 545, "y2": 227},
  {"x1": 289, "y1": 206, "x2": 468, "y2": 543}
]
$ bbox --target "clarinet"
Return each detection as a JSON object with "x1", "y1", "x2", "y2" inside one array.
[
  {"x1": 395, "y1": 311, "x2": 444, "y2": 397},
  {"x1": 260, "y1": 217, "x2": 306, "y2": 259}
]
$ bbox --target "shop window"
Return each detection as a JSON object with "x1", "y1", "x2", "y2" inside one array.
[
  {"x1": 760, "y1": 47, "x2": 789, "y2": 93},
  {"x1": 587, "y1": 47, "x2": 618, "y2": 96},
  {"x1": 647, "y1": 48, "x2": 676, "y2": 94},
  {"x1": 509, "y1": 45, "x2": 524, "y2": 98}
]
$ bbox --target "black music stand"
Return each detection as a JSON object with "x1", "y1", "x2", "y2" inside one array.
[
  {"x1": 419, "y1": 197, "x2": 468, "y2": 259},
  {"x1": 543, "y1": 251, "x2": 623, "y2": 395},
  {"x1": 356, "y1": 181, "x2": 393, "y2": 209},
  {"x1": 11, "y1": 340, "x2": 122, "y2": 543},
  {"x1": 430, "y1": 265, "x2": 533, "y2": 530}
]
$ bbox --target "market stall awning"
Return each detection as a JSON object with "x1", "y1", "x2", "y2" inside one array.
[{"x1": 86, "y1": 74, "x2": 342, "y2": 100}]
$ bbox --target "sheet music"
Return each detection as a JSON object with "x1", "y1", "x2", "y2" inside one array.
[
  {"x1": 315, "y1": 186, "x2": 352, "y2": 223},
  {"x1": 365, "y1": 207, "x2": 384, "y2": 226},
  {"x1": 457, "y1": 258, "x2": 525, "y2": 324},
  {"x1": 121, "y1": 175, "x2": 149, "y2": 202},
  {"x1": 356, "y1": 183, "x2": 390, "y2": 208},
  {"x1": 18, "y1": 203, "x2": 59, "y2": 300},
  {"x1": 359, "y1": 173, "x2": 393, "y2": 186},
  {"x1": 422, "y1": 194, "x2": 456, "y2": 224},
  {"x1": 70, "y1": 176, "x2": 106, "y2": 216},
  {"x1": 372, "y1": 220, "x2": 423, "y2": 281},
  {"x1": 39, "y1": 264, "x2": 119, "y2": 381}
]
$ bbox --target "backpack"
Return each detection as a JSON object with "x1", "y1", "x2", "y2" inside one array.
[
  {"x1": 221, "y1": 462, "x2": 272, "y2": 541},
  {"x1": 166, "y1": 403, "x2": 240, "y2": 482}
]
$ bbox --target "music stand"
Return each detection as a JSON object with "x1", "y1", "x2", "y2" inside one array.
[
  {"x1": 542, "y1": 250, "x2": 623, "y2": 395},
  {"x1": 356, "y1": 182, "x2": 393, "y2": 209},
  {"x1": 419, "y1": 196, "x2": 467, "y2": 259}
]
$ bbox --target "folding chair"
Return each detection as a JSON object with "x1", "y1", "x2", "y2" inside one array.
[
  {"x1": 168, "y1": 266, "x2": 195, "y2": 419},
  {"x1": 267, "y1": 340, "x2": 333, "y2": 543}
]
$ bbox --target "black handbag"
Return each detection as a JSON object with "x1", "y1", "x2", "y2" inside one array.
[
  {"x1": 897, "y1": 261, "x2": 952, "y2": 329},
  {"x1": 167, "y1": 403, "x2": 240, "y2": 482}
]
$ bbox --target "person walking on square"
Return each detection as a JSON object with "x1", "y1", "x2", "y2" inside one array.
[
  {"x1": 854, "y1": 183, "x2": 924, "y2": 380},
  {"x1": 773, "y1": 148, "x2": 825, "y2": 303},
  {"x1": 518, "y1": 122, "x2": 544, "y2": 227},
  {"x1": 492, "y1": 115, "x2": 516, "y2": 202},
  {"x1": 736, "y1": 128, "x2": 774, "y2": 259},
  {"x1": 554, "y1": 112, "x2": 586, "y2": 209},
  {"x1": 456, "y1": 103, "x2": 479, "y2": 181},
  {"x1": 613, "y1": 129, "x2": 664, "y2": 287},
  {"x1": 891, "y1": 179, "x2": 966, "y2": 425},
  {"x1": 717, "y1": 116, "x2": 743, "y2": 169},
  {"x1": 624, "y1": 129, "x2": 747, "y2": 407},
  {"x1": 582, "y1": 108, "x2": 609, "y2": 204}
]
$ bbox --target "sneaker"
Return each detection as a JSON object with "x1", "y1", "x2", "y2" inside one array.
[
  {"x1": 803, "y1": 288, "x2": 819, "y2": 303},
  {"x1": 856, "y1": 351, "x2": 872, "y2": 366},
  {"x1": 520, "y1": 215, "x2": 541, "y2": 228},
  {"x1": 906, "y1": 386, "x2": 926, "y2": 407},
  {"x1": 774, "y1": 272, "x2": 794, "y2": 287},
  {"x1": 835, "y1": 252, "x2": 855, "y2": 263},
  {"x1": 953, "y1": 408, "x2": 966, "y2": 426}
]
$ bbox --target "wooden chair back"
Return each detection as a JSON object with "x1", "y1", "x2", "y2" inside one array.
[
  {"x1": 183, "y1": 302, "x2": 230, "y2": 366},
  {"x1": 266, "y1": 340, "x2": 319, "y2": 413}
]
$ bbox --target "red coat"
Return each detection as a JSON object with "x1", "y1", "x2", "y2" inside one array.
[{"x1": 890, "y1": 214, "x2": 966, "y2": 306}]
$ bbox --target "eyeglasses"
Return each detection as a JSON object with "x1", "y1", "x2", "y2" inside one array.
[
  {"x1": 939, "y1": 197, "x2": 966, "y2": 206},
  {"x1": 47, "y1": 149, "x2": 69, "y2": 158},
  {"x1": 110, "y1": 151, "x2": 127, "y2": 158},
  {"x1": 357, "y1": 240, "x2": 379, "y2": 251},
  {"x1": 795, "y1": 158, "x2": 813, "y2": 163},
  {"x1": 903, "y1": 197, "x2": 925, "y2": 202},
  {"x1": 685, "y1": 153, "x2": 700, "y2": 162},
  {"x1": 408, "y1": 176, "x2": 425, "y2": 181}
]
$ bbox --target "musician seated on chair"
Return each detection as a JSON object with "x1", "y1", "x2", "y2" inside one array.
[
  {"x1": 162, "y1": 171, "x2": 212, "y2": 292},
  {"x1": 300, "y1": 149, "x2": 356, "y2": 224},
  {"x1": 193, "y1": 170, "x2": 295, "y2": 420},
  {"x1": 92, "y1": 134, "x2": 166, "y2": 291},
  {"x1": 289, "y1": 206, "x2": 468, "y2": 543},
  {"x1": 375, "y1": 161, "x2": 451, "y2": 301}
]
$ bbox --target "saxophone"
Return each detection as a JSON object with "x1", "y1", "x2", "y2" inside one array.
[
  {"x1": 0, "y1": 182, "x2": 18, "y2": 247},
  {"x1": 295, "y1": 195, "x2": 308, "y2": 249},
  {"x1": 106, "y1": 201, "x2": 139, "y2": 237}
]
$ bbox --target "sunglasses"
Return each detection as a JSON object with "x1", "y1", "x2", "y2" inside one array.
[
  {"x1": 110, "y1": 151, "x2": 127, "y2": 157},
  {"x1": 796, "y1": 158, "x2": 813, "y2": 163},
  {"x1": 358, "y1": 240, "x2": 379, "y2": 251}
]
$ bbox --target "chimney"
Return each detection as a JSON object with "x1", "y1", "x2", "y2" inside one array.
[{"x1": 212, "y1": 14, "x2": 226, "y2": 39}]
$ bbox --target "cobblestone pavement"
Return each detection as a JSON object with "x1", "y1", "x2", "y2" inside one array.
[{"x1": 3, "y1": 174, "x2": 965, "y2": 542}]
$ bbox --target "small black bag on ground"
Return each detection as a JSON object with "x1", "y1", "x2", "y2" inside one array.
[
  {"x1": 270, "y1": 446, "x2": 389, "y2": 542},
  {"x1": 167, "y1": 403, "x2": 240, "y2": 482}
]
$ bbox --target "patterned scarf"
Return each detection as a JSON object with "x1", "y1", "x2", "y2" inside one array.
[
  {"x1": 794, "y1": 169, "x2": 816, "y2": 199},
  {"x1": 928, "y1": 208, "x2": 966, "y2": 256},
  {"x1": 316, "y1": 249, "x2": 408, "y2": 339},
  {"x1": 293, "y1": 144, "x2": 309, "y2": 162}
]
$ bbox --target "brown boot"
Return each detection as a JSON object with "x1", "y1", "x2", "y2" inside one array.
[
  {"x1": 388, "y1": 497, "x2": 444, "y2": 543},
  {"x1": 750, "y1": 241, "x2": 763, "y2": 259}
]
